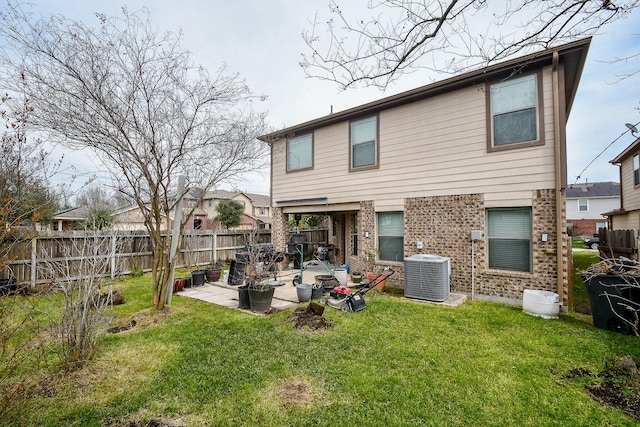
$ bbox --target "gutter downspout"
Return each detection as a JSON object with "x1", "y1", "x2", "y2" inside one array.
[{"x1": 552, "y1": 51, "x2": 565, "y2": 306}]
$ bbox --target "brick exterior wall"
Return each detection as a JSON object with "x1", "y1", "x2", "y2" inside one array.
[
  {"x1": 404, "y1": 194, "x2": 485, "y2": 291},
  {"x1": 271, "y1": 189, "x2": 569, "y2": 306},
  {"x1": 271, "y1": 207, "x2": 288, "y2": 251},
  {"x1": 569, "y1": 219, "x2": 599, "y2": 238}
]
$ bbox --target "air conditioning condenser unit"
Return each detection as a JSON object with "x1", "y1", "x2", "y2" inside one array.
[{"x1": 404, "y1": 254, "x2": 450, "y2": 302}]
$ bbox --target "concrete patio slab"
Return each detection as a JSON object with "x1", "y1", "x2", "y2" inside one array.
[{"x1": 177, "y1": 260, "x2": 467, "y2": 312}]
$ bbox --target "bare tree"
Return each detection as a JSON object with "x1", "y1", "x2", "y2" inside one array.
[
  {"x1": 0, "y1": 5, "x2": 269, "y2": 309},
  {"x1": 301, "y1": 0, "x2": 638, "y2": 90},
  {"x1": 0, "y1": 90, "x2": 61, "y2": 275}
]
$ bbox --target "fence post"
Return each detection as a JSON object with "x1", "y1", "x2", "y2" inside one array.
[
  {"x1": 213, "y1": 231, "x2": 217, "y2": 264},
  {"x1": 111, "y1": 233, "x2": 117, "y2": 279},
  {"x1": 30, "y1": 236, "x2": 37, "y2": 288}
]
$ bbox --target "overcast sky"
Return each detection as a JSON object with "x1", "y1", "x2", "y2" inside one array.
[{"x1": 25, "y1": 1, "x2": 640, "y2": 197}]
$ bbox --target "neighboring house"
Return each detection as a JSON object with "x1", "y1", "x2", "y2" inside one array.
[
  {"x1": 606, "y1": 137, "x2": 640, "y2": 229},
  {"x1": 53, "y1": 190, "x2": 272, "y2": 232},
  {"x1": 112, "y1": 205, "x2": 154, "y2": 231},
  {"x1": 566, "y1": 182, "x2": 619, "y2": 237},
  {"x1": 193, "y1": 190, "x2": 272, "y2": 230},
  {"x1": 51, "y1": 206, "x2": 92, "y2": 231},
  {"x1": 113, "y1": 189, "x2": 272, "y2": 231},
  {"x1": 259, "y1": 38, "x2": 592, "y2": 308}
]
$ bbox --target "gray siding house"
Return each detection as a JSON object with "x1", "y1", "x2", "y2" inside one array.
[{"x1": 566, "y1": 182, "x2": 620, "y2": 237}]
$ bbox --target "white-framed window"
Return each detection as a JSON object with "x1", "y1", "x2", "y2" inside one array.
[
  {"x1": 287, "y1": 133, "x2": 313, "y2": 171},
  {"x1": 489, "y1": 73, "x2": 541, "y2": 149},
  {"x1": 634, "y1": 154, "x2": 640, "y2": 186},
  {"x1": 487, "y1": 207, "x2": 532, "y2": 273},
  {"x1": 377, "y1": 212, "x2": 404, "y2": 262},
  {"x1": 186, "y1": 199, "x2": 198, "y2": 208},
  {"x1": 350, "y1": 116, "x2": 377, "y2": 169},
  {"x1": 578, "y1": 199, "x2": 588, "y2": 212},
  {"x1": 596, "y1": 221, "x2": 607, "y2": 232}
]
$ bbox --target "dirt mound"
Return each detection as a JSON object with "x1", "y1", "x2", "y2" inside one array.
[
  {"x1": 106, "y1": 320, "x2": 136, "y2": 334},
  {"x1": 285, "y1": 303, "x2": 335, "y2": 330},
  {"x1": 565, "y1": 356, "x2": 640, "y2": 420}
]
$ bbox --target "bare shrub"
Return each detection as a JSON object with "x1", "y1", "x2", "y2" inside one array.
[{"x1": 39, "y1": 231, "x2": 128, "y2": 370}]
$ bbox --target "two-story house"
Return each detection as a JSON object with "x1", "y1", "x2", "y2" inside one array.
[
  {"x1": 259, "y1": 38, "x2": 592, "y2": 307},
  {"x1": 607, "y1": 137, "x2": 640, "y2": 229},
  {"x1": 185, "y1": 189, "x2": 272, "y2": 230},
  {"x1": 566, "y1": 182, "x2": 620, "y2": 238}
]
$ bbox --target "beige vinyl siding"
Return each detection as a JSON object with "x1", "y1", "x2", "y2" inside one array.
[
  {"x1": 620, "y1": 156, "x2": 640, "y2": 211},
  {"x1": 272, "y1": 66, "x2": 557, "y2": 205},
  {"x1": 612, "y1": 211, "x2": 640, "y2": 230}
]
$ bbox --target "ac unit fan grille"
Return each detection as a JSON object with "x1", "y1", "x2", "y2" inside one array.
[{"x1": 404, "y1": 255, "x2": 450, "y2": 302}]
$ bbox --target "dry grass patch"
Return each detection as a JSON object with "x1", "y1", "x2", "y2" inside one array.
[{"x1": 257, "y1": 376, "x2": 325, "y2": 413}]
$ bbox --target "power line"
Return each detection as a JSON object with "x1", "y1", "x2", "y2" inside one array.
[{"x1": 572, "y1": 120, "x2": 640, "y2": 186}]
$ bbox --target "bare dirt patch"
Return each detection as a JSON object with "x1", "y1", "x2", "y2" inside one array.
[
  {"x1": 278, "y1": 377, "x2": 313, "y2": 410},
  {"x1": 107, "y1": 307, "x2": 175, "y2": 334},
  {"x1": 285, "y1": 303, "x2": 335, "y2": 331},
  {"x1": 101, "y1": 417, "x2": 184, "y2": 427},
  {"x1": 565, "y1": 356, "x2": 640, "y2": 421}
]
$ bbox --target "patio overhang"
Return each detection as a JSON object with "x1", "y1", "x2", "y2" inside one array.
[{"x1": 276, "y1": 197, "x2": 361, "y2": 214}]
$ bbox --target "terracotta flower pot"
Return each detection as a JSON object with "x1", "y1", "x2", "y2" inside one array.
[{"x1": 367, "y1": 272, "x2": 385, "y2": 291}]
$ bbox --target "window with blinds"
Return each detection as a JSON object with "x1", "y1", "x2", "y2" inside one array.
[
  {"x1": 487, "y1": 207, "x2": 532, "y2": 273},
  {"x1": 377, "y1": 212, "x2": 404, "y2": 262},
  {"x1": 350, "y1": 116, "x2": 377, "y2": 169}
]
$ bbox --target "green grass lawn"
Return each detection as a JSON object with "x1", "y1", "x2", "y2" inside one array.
[
  {"x1": 8, "y1": 271, "x2": 640, "y2": 427},
  {"x1": 572, "y1": 250, "x2": 601, "y2": 313}
]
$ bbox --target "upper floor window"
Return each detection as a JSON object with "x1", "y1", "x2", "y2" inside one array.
[
  {"x1": 578, "y1": 199, "x2": 588, "y2": 212},
  {"x1": 488, "y1": 73, "x2": 542, "y2": 150},
  {"x1": 186, "y1": 199, "x2": 198, "y2": 208},
  {"x1": 634, "y1": 154, "x2": 640, "y2": 186},
  {"x1": 287, "y1": 133, "x2": 313, "y2": 171},
  {"x1": 350, "y1": 116, "x2": 378, "y2": 169}
]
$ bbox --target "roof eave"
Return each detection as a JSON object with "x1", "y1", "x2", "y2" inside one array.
[{"x1": 258, "y1": 37, "x2": 592, "y2": 142}]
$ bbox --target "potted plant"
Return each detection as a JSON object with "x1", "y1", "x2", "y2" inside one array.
[
  {"x1": 351, "y1": 271, "x2": 362, "y2": 284},
  {"x1": 204, "y1": 264, "x2": 222, "y2": 282},
  {"x1": 361, "y1": 249, "x2": 385, "y2": 291},
  {"x1": 246, "y1": 264, "x2": 276, "y2": 313},
  {"x1": 361, "y1": 249, "x2": 380, "y2": 275},
  {"x1": 244, "y1": 230, "x2": 281, "y2": 313}
]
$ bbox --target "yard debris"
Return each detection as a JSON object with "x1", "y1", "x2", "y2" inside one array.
[
  {"x1": 106, "y1": 320, "x2": 136, "y2": 334},
  {"x1": 93, "y1": 291, "x2": 125, "y2": 306},
  {"x1": 582, "y1": 257, "x2": 640, "y2": 278},
  {"x1": 285, "y1": 303, "x2": 334, "y2": 330},
  {"x1": 565, "y1": 356, "x2": 640, "y2": 421}
]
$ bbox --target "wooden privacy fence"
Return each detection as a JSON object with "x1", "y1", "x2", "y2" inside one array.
[
  {"x1": 598, "y1": 228, "x2": 637, "y2": 259},
  {"x1": 2, "y1": 229, "x2": 271, "y2": 287}
]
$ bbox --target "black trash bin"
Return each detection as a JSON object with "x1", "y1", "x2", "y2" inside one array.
[{"x1": 582, "y1": 274, "x2": 640, "y2": 334}]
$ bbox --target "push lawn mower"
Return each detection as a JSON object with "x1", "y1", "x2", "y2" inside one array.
[{"x1": 320, "y1": 267, "x2": 394, "y2": 312}]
